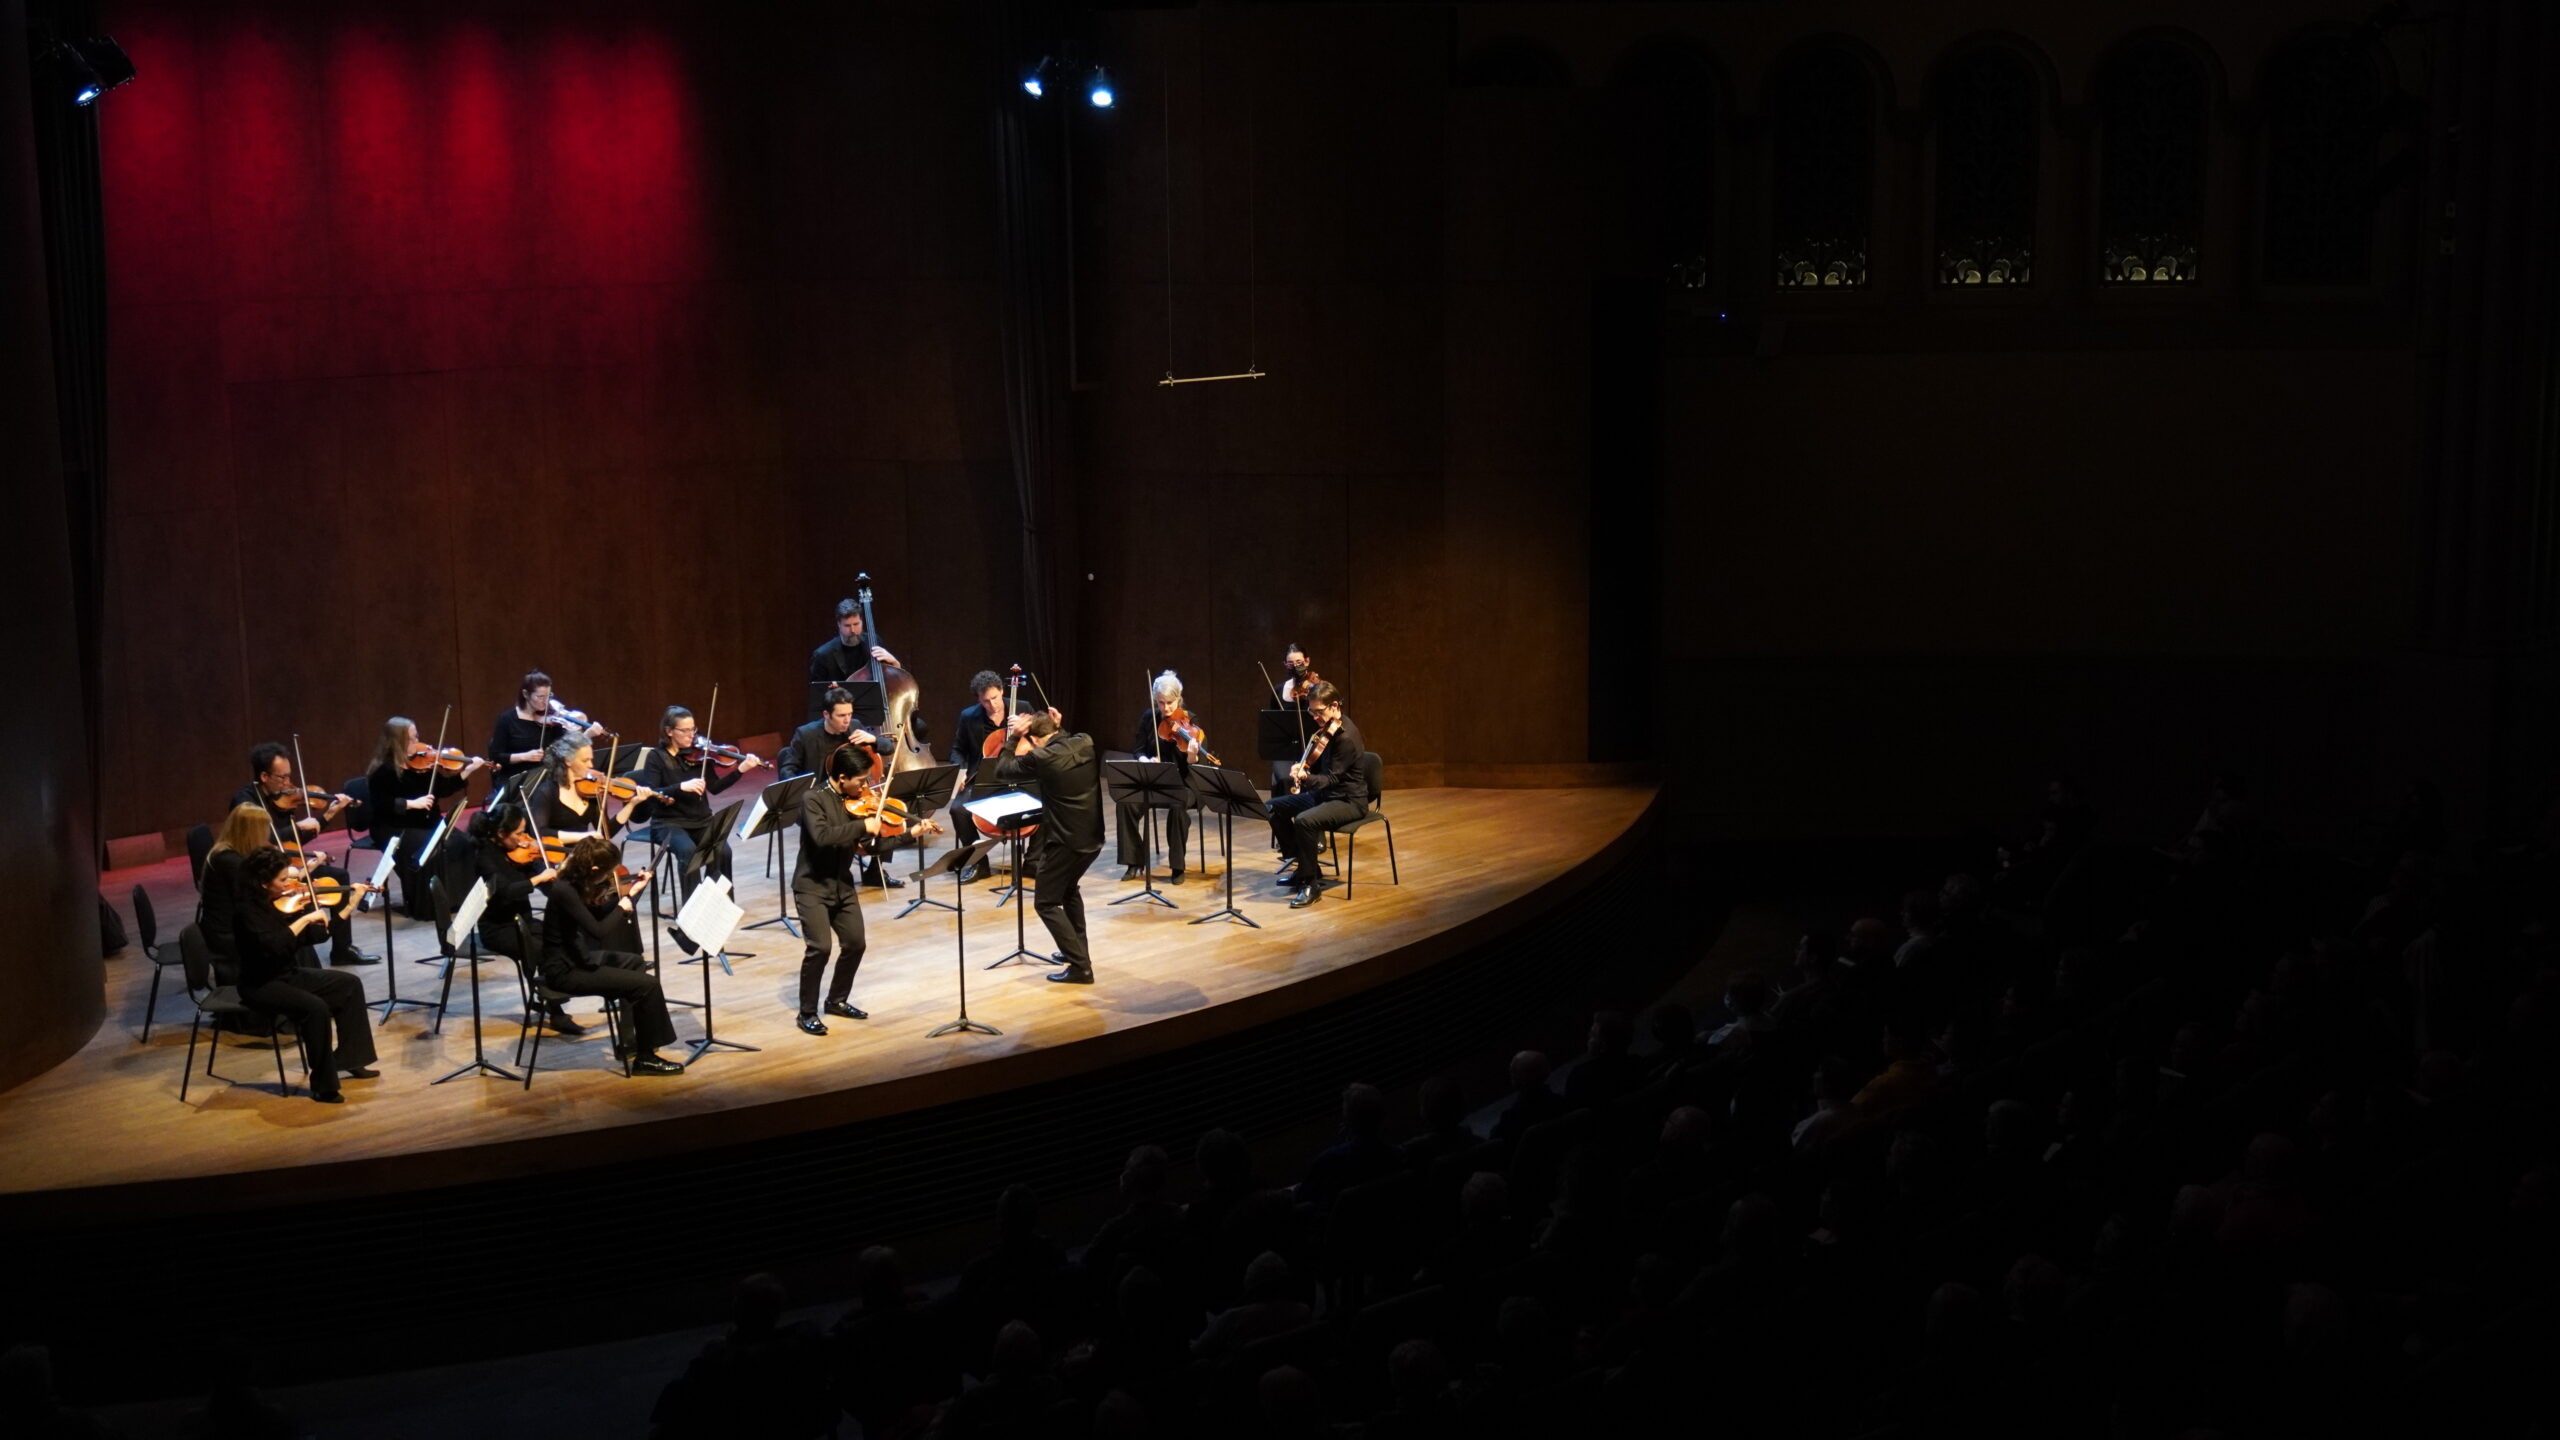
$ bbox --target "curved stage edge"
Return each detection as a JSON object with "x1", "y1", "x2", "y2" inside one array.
[{"x1": 2, "y1": 785, "x2": 1664, "y2": 1378}]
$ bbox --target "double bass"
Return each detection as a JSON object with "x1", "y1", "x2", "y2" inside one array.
[{"x1": 852, "y1": 573, "x2": 929, "y2": 780}]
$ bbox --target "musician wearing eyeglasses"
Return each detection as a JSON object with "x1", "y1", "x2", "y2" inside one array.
[
  {"x1": 229, "y1": 742, "x2": 374, "y2": 965},
  {"x1": 1118, "y1": 671, "x2": 1197, "y2": 884},
  {"x1": 365, "y1": 716, "x2": 487, "y2": 922},
  {"x1": 1264, "y1": 682, "x2": 1365, "y2": 910},
  {"x1": 633, "y1": 705, "x2": 765, "y2": 907},
  {"x1": 235, "y1": 847, "x2": 382, "y2": 1104}
]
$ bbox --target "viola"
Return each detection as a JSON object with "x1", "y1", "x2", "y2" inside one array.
[
  {"x1": 1290, "y1": 719, "x2": 1339, "y2": 795},
  {"x1": 1155, "y1": 705, "x2": 1220, "y2": 766}
]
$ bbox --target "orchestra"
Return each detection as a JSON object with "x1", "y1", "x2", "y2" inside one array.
[{"x1": 182, "y1": 576, "x2": 1382, "y2": 1100}]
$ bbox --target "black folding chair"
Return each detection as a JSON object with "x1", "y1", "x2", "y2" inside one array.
[
  {"x1": 134, "y1": 884, "x2": 190, "y2": 1041},
  {"x1": 175, "y1": 923, "x2": 306, "y2": 1101},
  {"x1": 1321, "y1": 751, "x2": 1398, "y2": 897}
]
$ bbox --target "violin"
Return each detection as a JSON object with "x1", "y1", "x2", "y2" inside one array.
[
  {"x1": 571, "y1": 769, "x2": 658, "y2": 804},
  {"x1": 403, "y1": 743, "x2": 484, "y2": 774},
  {"x1": 507, "y1": 835, "x2": 570, "y2": 868},
  {"x1": 678, "y1": 739, "x2": 766, "y2": 774},
  {"x1": 268, "y1": 783, "x2": 337, "y2": 816},
  {"x1": 1155, "y1": 705, "x2": 1220, "y2": 766},
  {"x1": 843, "y1": 778, "x2": 942, "y2": 840},
  {"x1": 274, "y1": 875, "x2": 370, "y2": 915}
]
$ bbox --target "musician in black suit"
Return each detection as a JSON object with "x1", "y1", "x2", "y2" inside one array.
[
  {"x1": 994, "y1": 707, "x2": 1104, "y2": 985},
  {"x1": 1264, "y1": 682, "x2": 1367, "y2": 910},
  {"x1": 783, "y1": 688, "x2": 898, "y2": 888}
]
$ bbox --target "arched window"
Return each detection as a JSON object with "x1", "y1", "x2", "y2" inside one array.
[
  {"x1": 2097, "y1": 39, "x2": 2210, "y2": 284},
  {"x1": 1933, "y1": 45, "x2": 2040, "y2": 286},
  {"x1": 1770, "y1": 47, "x2": 1874, "y2": 289},
  {"x1": 1606, "y1": 45, "x2": 1717, "y2": 288},
  {"x1": 2262, "y1": 31, "x2": 2381, "y2": 285}
]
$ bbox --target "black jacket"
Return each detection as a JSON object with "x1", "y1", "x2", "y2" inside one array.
[
  {"x1": 794, "y1": 784, "x2": 872, "y2": 891},
  {"x1": 995, "y1": 733, "x2": 1103, "y2": 851}
]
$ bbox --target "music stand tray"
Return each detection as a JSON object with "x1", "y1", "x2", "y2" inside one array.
[{"x1": 741, "y1": 773, "x2": 814, "y2": 936}]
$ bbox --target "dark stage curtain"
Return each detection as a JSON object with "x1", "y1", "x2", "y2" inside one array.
[{"x1": 992, "y1": 0, "x2": 1077, "y2": 721}]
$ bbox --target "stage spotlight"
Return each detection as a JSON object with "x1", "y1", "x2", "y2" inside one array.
[
  {"x1": 43, "y1": 35, "x2": 135, "y2": 107},
  {"x1": 1022, "y1": 56, "x2": 1054, "y2": 98},
  {"x1": 1086, "y1": 67, "x2": 1114, "y2": 108}
]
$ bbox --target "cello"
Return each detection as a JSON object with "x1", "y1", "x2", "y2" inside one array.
[{"x1": 973, "y1": 664, "x2": 1040, "y2": 844}]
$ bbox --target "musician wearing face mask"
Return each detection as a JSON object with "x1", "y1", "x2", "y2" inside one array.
[
  {"x1": 1269, "y1": 644, "x2": 1320, "y2": 794},
  {"x1": 235, "y1": 848, "x2": 382, "y2": 1104},
  {"x1": 230, "y1": 743, "x2": 375, "y2": 965},
  {"x1": 490, "y1": 669, "x2": 608, "y2": 792},
  {"x1": 1264, "y1": 682, "x2": 1366, "y2": 910}
]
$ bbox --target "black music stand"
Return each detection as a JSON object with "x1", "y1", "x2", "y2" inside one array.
[
  {"x1": 677, "y1": 864, "x2": 760, "y2": 1068},
  {"x1": 972, "y1": 757, "x2": 1031, "y2": 910},
  {"x1": 362, "y1": 837, "x2": 435, "y2": 1021},
  {"x1": 1105, "y1": 759, "x2": 1182, "y2": 910},
  {"x1": 668, "y1": 800, "x2": 748, "y2": 972},
  {"x1": 890, "y1": 764, "x2": 965, "y2": 918},
  {"x1": 742, "y1": 774, "x2": 813, "y2": 937},
  {"x1": 917, "y1": 838, "x2": 1001, "y2": 1037},
  {"x1": 808, "y1": 679, "x2": 887, "y2": 729},
  {"x1": 430, "y1": 879, "x2": 520, "y2": 1085},
  {"x1": 966, "y1": 791, "x2": 1048, "y2": 969},
  {"x1": 1187, "y1": 767, "x2": 1271, "y2": 929}
]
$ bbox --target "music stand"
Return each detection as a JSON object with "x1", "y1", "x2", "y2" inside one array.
[
  {"x1": 741, "y1": 773, "x2": 813, "y2": 937},
  {"x1": 809, "y1": 679, "x2": 887, "y2": 729},
  {"x1": 966, "y1": 791, "x2": 1048, "y2": 968},
  {"x1": 361, "y1": 838, "x2": 435, "y2": 1020},
  {"x1": 1187, "y1": 767, "x2": 1271, "y2": 929},
  {"x1": 890, "y1": 764, "x2": 965, "y2": 918},
  {"x1": 916, "y1": 839, "x2": 1002, "y2": 1037},
  {"x1": 971, "y1": 757, "x2": 1031, "y2": 909},
  {"x1": 676, "y1": 872, "x2": 757, "y2": 1066},
  {"x1": 430, "y1": 879, "x2": 519, "y2": 1084},
  {"x1": 1104, "y1": 759, "x2": 1182, "y2": 910},
  {"x1": 670, "y1": 800, "x2": 748, "y2": 971}
]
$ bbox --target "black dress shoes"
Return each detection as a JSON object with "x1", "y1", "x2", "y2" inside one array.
[
  {"x1": 631, "y1": 1055, "x2": 685, "y2": 1076},
  {"x1": 1167, "y1": 868, "x2": 1185, "y2": 885},
  {"x1": 861, "y1": 865, "x2": 905, "y2": 889},
  {"x1": 341, "y1": 1066, "x2": 380, "y2": 1080},
  {"x1": 1290, "y1": 885, "x2": 1318, "y2": 909},
  {"x1": 824, "y1": 1000, "x2": 868, "y2": 1021},
  {"x1": 546, "y1": 1006, "x2": 586, "y2": 1036},
  {"x1": 330, "y1": 949, "x2": 381, "y2": 967},
  {"x1": 797, "y1": 1012, "x2": 828, "y2": 1036},
  {"x1": 1122, "y1": 865, "x2": 1142, "y2": 881},
  {"x1": 312, "y1": 1090, "x2": 345, "y2": 1105},
  {"x1": 1047, "y1": 967, "x2": 1094, "y2": 985}
]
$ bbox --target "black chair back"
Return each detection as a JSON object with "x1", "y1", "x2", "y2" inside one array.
[
  {"x1": 428, "y1": 875, "x2": 460, "y2": 958},
  {"x1": 178, "y1": 923, "x2": 215, "y2": 993},
  {"x1": 1360, "y1": 751, "x2": 1385, "y2": 810},
  {"x1": 131, "y1": 884, "x2": 158, "y2": 955},
  {"x1": 341, "y1": 775, "x2": 374, "y2": 838},
  {"x1": 185, "y1": 824, "x2": 215, "y2": 889}
]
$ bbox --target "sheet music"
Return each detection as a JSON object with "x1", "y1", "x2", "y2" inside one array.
[
  {"x1": 675, "y1": 875, "x2": 744, "y2": 956},
  {"x1": 365, "y1": 835, "x2": 401, "y2": 891},
  {"x1": 734, "y1": 794, "x2": 767, "y2": 841},
  {"x1": 446, "y1": 877, "x2": 491, "y2": 951},
  {"x1": 964, "y1": 791, "x2": 1043, "y2": 824},
  {"x1": 418, "y1": 817, "x2": 449, "y2": 866}
]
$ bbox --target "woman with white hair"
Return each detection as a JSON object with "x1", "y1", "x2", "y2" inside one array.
[{"x1": 1119, "y1": 670, "x2": 1200, "y2": 882}]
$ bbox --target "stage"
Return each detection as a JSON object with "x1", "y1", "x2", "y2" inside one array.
[{"x1": 0, "y1": 785, "x2": 1660, "y2": 1220}]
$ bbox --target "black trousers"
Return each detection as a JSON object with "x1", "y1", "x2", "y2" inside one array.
[
  {"x1": 1034, "y1": 843, "x2": 1101, "y2": 974},
  {"x1": 1116, "y1": 797, "x2": 1188, "y2": 870},
  {"x1": 1267, "y1": 792, "x2": 1364, "y2": 878},
  {"x1": 238, "y1": 968, "x2": 378, "y2": 1095},
  {"x1": 383, "y1": 823, "x2": 437, "y2": 919},
  {"x1": 547, "y1": 953, "x2": 678, "y2": 1052},
  {"x1": 793, "y1": 878, "x2": 868, "y2": 1013},
  {"x1": 662, "y1": 821, "x2": 732, "y2": 898}
]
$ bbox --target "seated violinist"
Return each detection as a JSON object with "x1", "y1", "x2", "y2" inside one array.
[
  {"x1": 229, "y1": 742, "x2": 375, "y2": 965},
  {"x1": 489, "y1": 669, "x2": 608, "y2": 793},
  {"x1": 634, "y1": 705, "x2": 765, "y2": 907},
  {"x1": 366, "y1": 716, "x2": 488, "y2": 922},
  {"x1": 544, "y1": 836, "x2": 685, "y2": 1075},
  {"x1": 1268, "y1": 644, "x2": 1320, "y2": 794},
  {"x1": 234, "y1": 847, "x2": 381, "y2": 1104},
  {"x1": 1266, "y1": 682, "x2": 1367, "y2": 911},
  {"x1": 469, "y1": 803, "x2": 584, "y2": 1036},
  {"x1": 1119, "y1": 671, "x2": 1200, "y2": 884},
  {"x1": 527, "y1": 735, "x2": 664, "y2": 843}
]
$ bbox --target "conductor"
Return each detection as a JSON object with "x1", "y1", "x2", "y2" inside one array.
[{"x1": 995, "y1": 707, "x2": 1103, "y2": 985}]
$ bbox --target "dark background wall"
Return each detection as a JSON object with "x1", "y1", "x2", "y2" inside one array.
[{"x1": 81, "y1": 0, "x2": 2556, "y2": 860}]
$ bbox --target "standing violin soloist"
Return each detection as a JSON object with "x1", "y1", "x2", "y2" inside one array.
[{"x1": 791, "y1": 739, "x2": 909, "y2": 1034}]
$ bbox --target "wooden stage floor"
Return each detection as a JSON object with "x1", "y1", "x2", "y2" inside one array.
[{"x1": 1, "y1": 786, "x2": 1656, "y2": 1211}]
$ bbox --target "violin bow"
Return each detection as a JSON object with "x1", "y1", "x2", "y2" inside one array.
[
  {"x1": 285, "y1": 732, "x2": 324, "y2": 909},
  {"x1": 427, "y1": 702, "x2": 454, "y2": 815}
]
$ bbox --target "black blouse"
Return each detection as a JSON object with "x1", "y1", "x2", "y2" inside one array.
[
  {"x1": 234, "y1": 894, "x2": 317, "y2": 990},
  {"x1": 633, "y1": 745, "x2": 742, "y2": 831},
  {"x1": 200, "y1": 847, "x2": 247, "y2": 961},
  {"x1": 541, "y1": 879, "x2": 632, "y2": 972}
]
